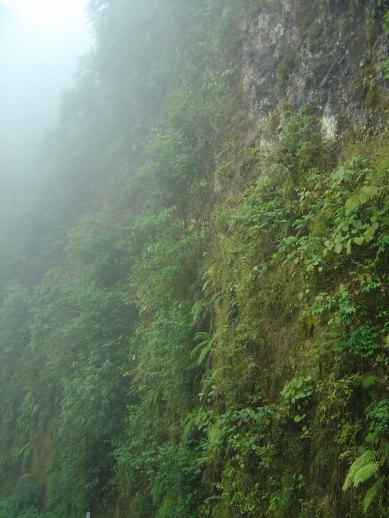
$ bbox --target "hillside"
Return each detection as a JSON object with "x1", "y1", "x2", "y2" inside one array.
[{"x1": 0, "y1": 1, "x2": 388, "y2": 517}]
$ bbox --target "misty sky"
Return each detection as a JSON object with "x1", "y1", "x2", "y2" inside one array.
[{"x1": 0, "y1": 0, "x2": 92, "y2": 193}]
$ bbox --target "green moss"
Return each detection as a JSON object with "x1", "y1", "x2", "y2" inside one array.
[
  {"x1": 276, "y1": 53, "x2": 298, "y2": 90},
  {"x1": 366, "y1": 82, "x2": 380, "y2": 108},
  {"x1": 305, "y1": 23, "x2": 324, "y2": 51}
]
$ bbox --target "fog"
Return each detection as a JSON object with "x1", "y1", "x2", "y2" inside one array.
[{"x1": 0, "y1": 1, "x2": 92, "y2": 196}]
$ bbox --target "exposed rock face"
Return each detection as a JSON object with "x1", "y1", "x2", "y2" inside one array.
[{"x1": 241, "y1": 0, "x2": 389, "y2": 140}]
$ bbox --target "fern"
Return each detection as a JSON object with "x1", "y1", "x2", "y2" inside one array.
[
  {"x1": 353, "y1": 462, "x2": 380, "y2": 487},
  {"x1": 344, "y1": 450, "x2": 386, "y2": 513},
  {"x1": 363, "y1": 476, "x2": 384, "y2": 513},
  {"x1": 191, "y1": 332, "x2": 213, "y2": 365},
  {"x1": 343, "y1": 450, "x2": 377, "y2": 491}
]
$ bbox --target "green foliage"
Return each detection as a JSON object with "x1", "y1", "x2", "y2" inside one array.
[
  {"x1": 281, "y1": 376, "x2": 315, "y2": 430},
  {"x1": 279, "y1": 102, "x2": 328, "y2": 178},
  {"x1": 366, "y1": 399, "x2": 389, "y2": 438},
  {"x1": 0, "y1": 475, "x2": 42, "y2": 518},
  {"x1": 343, "y1": 449, "x2": 386, "y2": 513},
  {"x1": 343, "y1": 450, "x2": 379, "y2": 490},
  {"x1": 198, "y1": 400, "x2": 278, "y2": 517},
  {"x1": 197, "y1": 115, "x2": 388, "y2": 515},
  {"x1": 362, "y1": 476, "x2": 385, "y2": 513},
  {"x1": 281, "y1": 376, "x2": 315, "y2": 405},
  {"x1": 0, "y1": 1, "x2": 388, "y2": 517}
]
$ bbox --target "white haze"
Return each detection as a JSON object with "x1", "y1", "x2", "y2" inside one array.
[{"x1": 0, "y1": 0, "x2": 92, "y2": 195}]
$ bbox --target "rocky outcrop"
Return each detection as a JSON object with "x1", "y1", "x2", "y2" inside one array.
[{"x1": 241, "y1": 0, "x2": 389, "y2": 141}]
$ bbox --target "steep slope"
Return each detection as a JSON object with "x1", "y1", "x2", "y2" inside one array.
[{"x1": 0, "y1": 1, "x2": 387, "y2": 517}]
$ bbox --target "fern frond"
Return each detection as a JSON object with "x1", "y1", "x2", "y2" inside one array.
[
  {"x1": 343, "y1": 470, "x2": 354, "y2": 491},
  {"x1": 191, "y1": 332, "x2": 214, "y2": 365},
  {"x1": 343, "y1": 450, "x2": 377, "y2": 491},
  {"x1": 191, "y1": 333, "x2": 210, "y2": 358},
  {"x1": 197, "y1": 342, "x2": 213, "y2": 365},
  {"x1": 194, "y1": 331, "x2": 211, "y2": 342},
  {"x1": 363, "y1": 476, "x2": 384, "y2": 513},
  {"x1": 353, "y1": 462, "x2": 379, "y2": 487}
]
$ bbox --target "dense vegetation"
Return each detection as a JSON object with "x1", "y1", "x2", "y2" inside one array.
[{"x1": 0, "y1": 0, "x2": 388, "y2": 517}]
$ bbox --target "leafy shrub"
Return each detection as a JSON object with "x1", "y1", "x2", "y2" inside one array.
[{"x1": 0, "y1": 475, "x2": 41, "y2": 518}]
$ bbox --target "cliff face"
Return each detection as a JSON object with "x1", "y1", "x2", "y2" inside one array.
[
  {"x1": 0, "y1": 2, "x2": 387, "y2": 517},
  {"x1": 242, "y1": 0, "x2": 389, "y2": 141}
]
